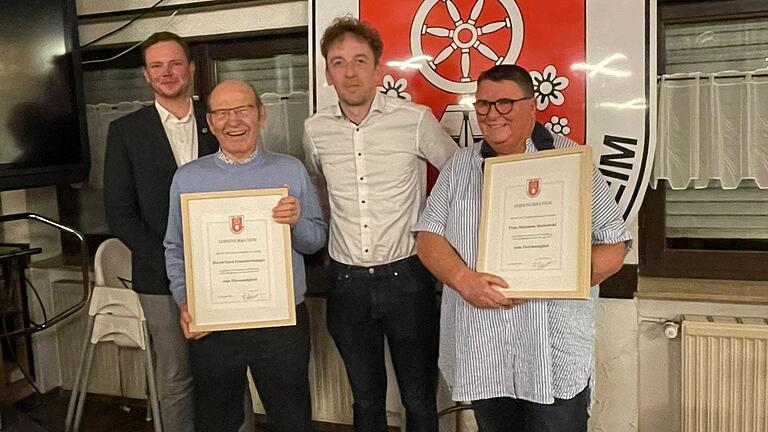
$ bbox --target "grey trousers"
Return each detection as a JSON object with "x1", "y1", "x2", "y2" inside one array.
[{"x1": 138, "y1": 293, "x2": 195, "y2": 432}]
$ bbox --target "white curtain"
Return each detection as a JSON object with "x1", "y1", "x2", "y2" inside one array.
[
  {"x1": 213, "y1": 54, "x2": 311, "y2": 161},
  {"x1": 259, "y1": 92, "x2": 309, "y2": 160},
  {"x1": 653, "y1": 71, "x2": 768, "y2": 190}
]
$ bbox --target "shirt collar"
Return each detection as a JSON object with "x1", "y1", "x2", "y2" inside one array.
[
  {"x1": 155, "y1": 98, "x2": 194, "y2": 124},
  {"x1": 479, "y1": 138, "x2": 535, "y2": 159},
  {"x1": 332, "y1": 90, "x2": 387, "y2": 120},
  {"x1": 217, "y1": 148, "x2": 259, "y2": 165}
]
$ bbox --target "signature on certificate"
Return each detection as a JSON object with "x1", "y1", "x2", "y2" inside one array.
[{"x1": 532, "y1": 256, "x2": 555, "y2": 269}]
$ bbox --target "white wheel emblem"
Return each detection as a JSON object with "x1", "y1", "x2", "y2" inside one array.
[{"x1": 411, "y1": 0, "x2": 524, "y2": 94}]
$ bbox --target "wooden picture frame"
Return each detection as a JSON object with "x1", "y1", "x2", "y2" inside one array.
[
  {"x1": 478, "y1": 146, "x2": 592, "y2": 299},
  {"x1": 181, "y1": 188, "x2": 295, "y2": 331}
]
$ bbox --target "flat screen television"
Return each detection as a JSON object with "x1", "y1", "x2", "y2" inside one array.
[{"x1": 0, "y1": 0, "x2": 88, "y2": 191}]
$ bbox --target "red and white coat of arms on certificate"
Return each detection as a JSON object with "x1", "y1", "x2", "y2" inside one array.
[{"x1": 229, "y1": 215, "x2": 244, "y2": 235}]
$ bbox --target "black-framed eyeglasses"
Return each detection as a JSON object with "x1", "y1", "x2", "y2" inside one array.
[
  {"x1": 209, "y1": 104, "x2": 256, "y2": 121},
  {"x1": 473, "y1": 97, "x2": 531, "y2": 115}
]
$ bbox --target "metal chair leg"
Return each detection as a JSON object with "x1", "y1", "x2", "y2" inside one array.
[
  {"x1": 73, "y1": 342, "x2": 96, "y2": 432},
  {"x1": 143, "y1": 325, "x2": 163, "y2": 432},
  {"x1": 65, "y1": 316, "x2": 95, "y2": 432},
  {"x1": 437, "y1": 402, "x2": 473, "y2": 432},
  {"x1": 145, "y1": 395, "x2": 152, "y2": 422}
]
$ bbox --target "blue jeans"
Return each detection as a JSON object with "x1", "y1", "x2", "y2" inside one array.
[
  {"x1": 327, "y1": 256, "x2": 440, "y2": 432},
  {"x1": 188, "y1": 303, "x2": 312, "y2": 432},
  {"x1": 472, "y1": 386, "x2": 591, "y2": 432}
]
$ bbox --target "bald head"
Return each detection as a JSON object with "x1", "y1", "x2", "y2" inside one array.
[
  {"x1": 207, "y1": 80, "x2": 266, "y2": 162},
  {"x1": 208, "y1": 80, "x2": 263, "y2": 112}
]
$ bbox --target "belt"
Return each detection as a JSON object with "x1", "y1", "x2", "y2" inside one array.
[{"x1": 330, "y1": 255, "x2": 421, "y2": 276}]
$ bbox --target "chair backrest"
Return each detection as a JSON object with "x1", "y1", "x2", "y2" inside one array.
[{"x1": 95, "y1": 238, "x2": 132, "y2": 288}]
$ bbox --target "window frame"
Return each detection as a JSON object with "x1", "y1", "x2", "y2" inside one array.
[
  {"x1": 639, "y1": 0, "x2": 768, "y2": 281},
  {"x1": 189, "y1": 28, "x2": 307, "y2": 98}
]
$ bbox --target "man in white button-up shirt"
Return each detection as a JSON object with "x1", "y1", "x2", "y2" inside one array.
[{"x1": 303, "y1": 16, "x2": 457, "y2": 432}]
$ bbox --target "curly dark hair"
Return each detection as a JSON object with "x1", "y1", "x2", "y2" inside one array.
[{"x1": 320, "y1": 16, "x2": 383, "y2": 64}]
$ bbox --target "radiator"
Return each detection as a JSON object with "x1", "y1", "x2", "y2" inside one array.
[
  {"x1": 682, "y1": 315, "x2": 768, "y2": 432},
  {"x1": 53, "y1": 280, "x2": 146, "y2": 399}
]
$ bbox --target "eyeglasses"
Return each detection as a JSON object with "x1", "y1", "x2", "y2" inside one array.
[
  {"x1": 473, "y1": 97, "x2": 531, "y2": 115},
  {"x1": 209, "y1": 104, "x2": 256, "y2": 121}
]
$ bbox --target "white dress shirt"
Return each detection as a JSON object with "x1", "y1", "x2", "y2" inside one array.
[
  {"x1": 303, "y1": 92, "x2": 457, "y2": 266},
  {"x1": 155, "y1": 99, "x2": 198, "y2": 167}
]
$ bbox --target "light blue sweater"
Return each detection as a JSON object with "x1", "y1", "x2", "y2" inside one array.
[{"x1": 164, "y1": 150, "x2": 328, "y2": 306}]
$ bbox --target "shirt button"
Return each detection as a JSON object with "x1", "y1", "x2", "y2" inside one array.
[
  {"x1": 357, "y1": 152, "x2": 362, "y2": 156},
  {"x1": 361, "y1": 200, "x2": 366, "y2": 204},
  {"x1": 360, "y1": 177, "x2": 364, "y2": 181},
  {"x1": 368, "y1": 267, "x2": 374, "y2": 274},
  {"x1": 364, "y1": 224, "x2": 368, "y2": 228}
]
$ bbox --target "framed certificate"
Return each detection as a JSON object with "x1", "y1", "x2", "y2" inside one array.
[
  {"x1": 477, "y1": 146, "x2": 592, "y2": 299},
  {"x1": 181, "y1": 188, "x2": 295, "y2": 331}
]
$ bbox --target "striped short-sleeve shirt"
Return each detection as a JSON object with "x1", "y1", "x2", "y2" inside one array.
[{"x1": 412, "y1": 136, "x2": 631, "y2": 403}]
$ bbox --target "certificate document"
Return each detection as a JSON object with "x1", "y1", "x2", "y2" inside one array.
[
  {"x1": 501, "y1": 179, "x2": 564, "y2": 272},
  {"x1": 478, "y1": 146, "x2": 592, "y2": 299},
  {"x1": 181, "y1": 189, "x2": 295, "y2": 331}
]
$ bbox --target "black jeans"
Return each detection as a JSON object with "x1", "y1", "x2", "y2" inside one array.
[
  {"x1": 188, "y1": 303, "x2": 312, "y2": 432},
  {"x1": 471, "y1": 386, "x2": 591, "y2": 432},
  {"x1": 327, "y1": 256, "x2": 440, "y2": 432}
]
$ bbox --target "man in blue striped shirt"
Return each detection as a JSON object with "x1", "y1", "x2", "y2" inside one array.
[{"x1": 413, "y1": 65, "x2": 631, "y2": 432}]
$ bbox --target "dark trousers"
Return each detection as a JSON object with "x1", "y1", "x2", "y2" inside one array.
[
  {"x1": 327, "y1": 256, "x2": 440, "y2": 432},
  {"x1": 471, "y1": 386, "x2": 591, "y2": 432},
  {"x1": 189, "y1": 303, "x2": 312, "y2": 432}
]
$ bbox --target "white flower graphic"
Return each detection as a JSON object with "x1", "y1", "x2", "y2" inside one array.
[
  {"x1": 530, "y1": 65, "x2": 569, "y2": 110},
  {"x1": 377, "y1": 74, "x2": 412, "y2": 101},
  {"x1": 544, "y1": 115, "x2": 571, "y2": 136}
]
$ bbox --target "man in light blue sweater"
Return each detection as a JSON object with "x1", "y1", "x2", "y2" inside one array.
[{"x1": 164, "y1": 80, "x2": 327, "y2": 432}]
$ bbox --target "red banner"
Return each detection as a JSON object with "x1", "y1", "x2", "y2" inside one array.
[{"x1": 362, "y1": 0, "x2": 586, "y2": 145}]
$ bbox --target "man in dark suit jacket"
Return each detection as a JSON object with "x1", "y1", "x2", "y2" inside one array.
[{"x1": 103, "y1": 32, "x2": 217, "y2": 432}]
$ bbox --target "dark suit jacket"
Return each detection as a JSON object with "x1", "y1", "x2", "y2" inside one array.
[{"x1": 103, "y1": 101, "x2": 218, "y2": 295}]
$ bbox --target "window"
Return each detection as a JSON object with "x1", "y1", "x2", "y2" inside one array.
[
  {"x1": 194, "y1": 34, "x2": 308, "y2": 160},
  {"x1": 640, "y1": 0, "x2": 768, "y2": 281}
]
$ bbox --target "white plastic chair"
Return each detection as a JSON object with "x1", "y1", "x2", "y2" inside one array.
[{"x1": 64, "y1": 238, "x2": 162, "y2": 432}]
